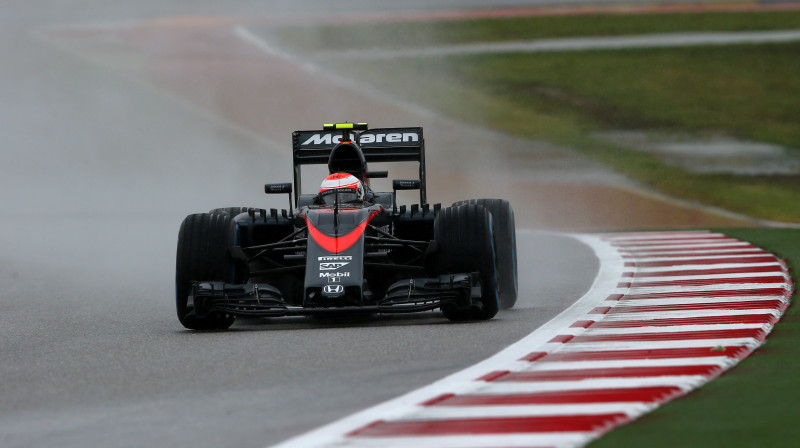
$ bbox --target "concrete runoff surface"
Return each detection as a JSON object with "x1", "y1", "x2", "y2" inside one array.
[{"x1": 0, "y1": 1, "x2": 776, "y2": 448}]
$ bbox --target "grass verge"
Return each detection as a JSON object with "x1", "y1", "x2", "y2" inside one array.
[
  {"x1": 278, "y1": 10, "x2": 800, "y2": 223},
  {"x1": 591, "y1": 227, "x2": 800, "y2": 447}
]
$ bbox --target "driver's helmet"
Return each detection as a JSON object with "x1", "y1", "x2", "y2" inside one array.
[{"x1": 317, "y1": 172, "x2": 365, "y2": 205}]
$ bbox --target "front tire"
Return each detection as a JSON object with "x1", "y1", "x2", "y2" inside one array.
[
  {"x1": 435, "y1": 203, "x2": 499, "y2": 321},
  {"x1": 175, "y1": 213, "x2": 238, "y2": 330}
]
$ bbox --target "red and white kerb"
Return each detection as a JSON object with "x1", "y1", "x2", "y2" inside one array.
[{"x1": 271, "y1": 231, "x2": 792, "y2": 448}]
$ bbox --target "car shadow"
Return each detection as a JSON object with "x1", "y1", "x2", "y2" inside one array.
[{"x1": 210, "y1": 310, "x2": 488, "y2": 332}]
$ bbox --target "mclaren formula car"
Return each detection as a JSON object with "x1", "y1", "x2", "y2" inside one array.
[{"x1": 175, "y1": 123, "x2": 517, "y2": 329}]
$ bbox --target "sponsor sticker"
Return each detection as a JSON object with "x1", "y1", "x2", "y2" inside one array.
[
  {"x1": 320, "y1": 262, "x2": 349, "y2": 271},
  {"x1": 320, "y1": 272, "x2": 350, "y2": 278},
  {"x1": 319, "y1": 255, "x2": 352, "y2": 271},
  {"x1": 323, "y1": 285, "x2": 344, "y2": 294},
  {"x1": 300, "y1": 132, "x2": 419, "y2": 146}
]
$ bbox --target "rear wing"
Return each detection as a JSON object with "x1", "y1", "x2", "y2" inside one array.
[{"x1": 291, "y1": 126, "x2": 427, "y2": 204}]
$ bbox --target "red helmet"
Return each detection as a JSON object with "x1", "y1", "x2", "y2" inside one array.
[{"x1": 317, "y1": 173, "x2": 365, "y2": 205}]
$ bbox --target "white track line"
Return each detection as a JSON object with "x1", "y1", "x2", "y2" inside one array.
[
  {"x1": 572, "y1": 324, "x2": 771, "y2": 335},
  {"x1": 407, "y1": 403, "x2": 655, "y2": 419},
  {"x1": 314, "y1": 30, "x2": 800, "y2": 60},
  {"x1": 333, "y1": 433, "x2": 592, "y2": 448},
  {"x1": 481, "y1": 377, "x2": 707, "y2": 393}
]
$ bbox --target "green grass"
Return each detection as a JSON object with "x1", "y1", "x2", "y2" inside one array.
[
  {"x1": 279, "y1": 10, "x2": 800, "y2": 223},
  {"x1": 457, "y1": 45, "x2": 800, "y2": 147},
  {"x1": 591, "y1": 227, "x2": 800, "y2": 448},
  {"x1": 319, "y1": 45, "x2": 800, "y2": 222}
]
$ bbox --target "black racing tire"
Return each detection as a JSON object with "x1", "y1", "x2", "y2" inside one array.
[
  {"x1": 453, "y1": 199, "x2": 517, "y2": 309},
  {"x1": 435, "y1": 203, "x2": 499, "y2": 321},
  {"x1": 209, "y1": 207, "x2": 250, "y2": 218},
  {"x1": 175, "y1": 213, "x2": 237, "y2": 330}
]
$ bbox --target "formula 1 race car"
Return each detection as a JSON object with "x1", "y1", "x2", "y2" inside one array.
[{"x1": 175, "y1": 123, "x2": 517, "y2": 330}]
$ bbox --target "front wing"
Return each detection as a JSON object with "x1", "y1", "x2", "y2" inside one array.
[{"x1": 190, "y1": 274, "x2": 475, "y2": 318}]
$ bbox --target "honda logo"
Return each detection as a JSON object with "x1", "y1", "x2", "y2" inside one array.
[{"x1": 323, "y1": 285, "x2": 344, "y2": 294}]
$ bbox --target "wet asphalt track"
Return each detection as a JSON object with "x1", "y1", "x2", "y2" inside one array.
[
  {"x1": 1, "y1": 230, "x2": 596, "y2": 448},
  {"x1": 0, "y1": 1, "x2": 723, "y2": 447}
]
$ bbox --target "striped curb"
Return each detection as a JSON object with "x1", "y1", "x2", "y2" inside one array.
[{"x1": 271, "y1": 230, "x2": 792, "y2": 448}]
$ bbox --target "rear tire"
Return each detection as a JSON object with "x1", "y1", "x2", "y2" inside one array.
[
  {"x1": 435, "y1": 203, "x2": 499, "y2": 321},
  {"x1": 175, "y1": 213, "x2": 238, "y2": 330},
  {"x1": 453, "y1": 199, "x2": 517, "y2": 309}
]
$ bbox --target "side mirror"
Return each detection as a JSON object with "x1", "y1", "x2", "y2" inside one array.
[
  {"x1": 265, "y1": 183, "x2": 293, "y2": 217},
  {"x1": 392, "y1": 179, "x2": 420, "y2": 191},
  {"x1": 366, "y1": 170, "x2": 389, "y2": 179},
  {"x1": 392, "y1": 179, "x2": 421, "y2": 213},
  {"x1": 265, "y1": 183, "x2": 292, "y2": 194}
]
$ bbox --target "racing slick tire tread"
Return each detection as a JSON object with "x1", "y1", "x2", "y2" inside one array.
[
  {"x1": 175, "y1": 213, "x2": 238, "y2": 330},
  {"x1": 453, "y1": 199, "x2": 517, "y2": 309},
  {"x1": 435, "y1": 203, "x2": 499, "y2": 321}
]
